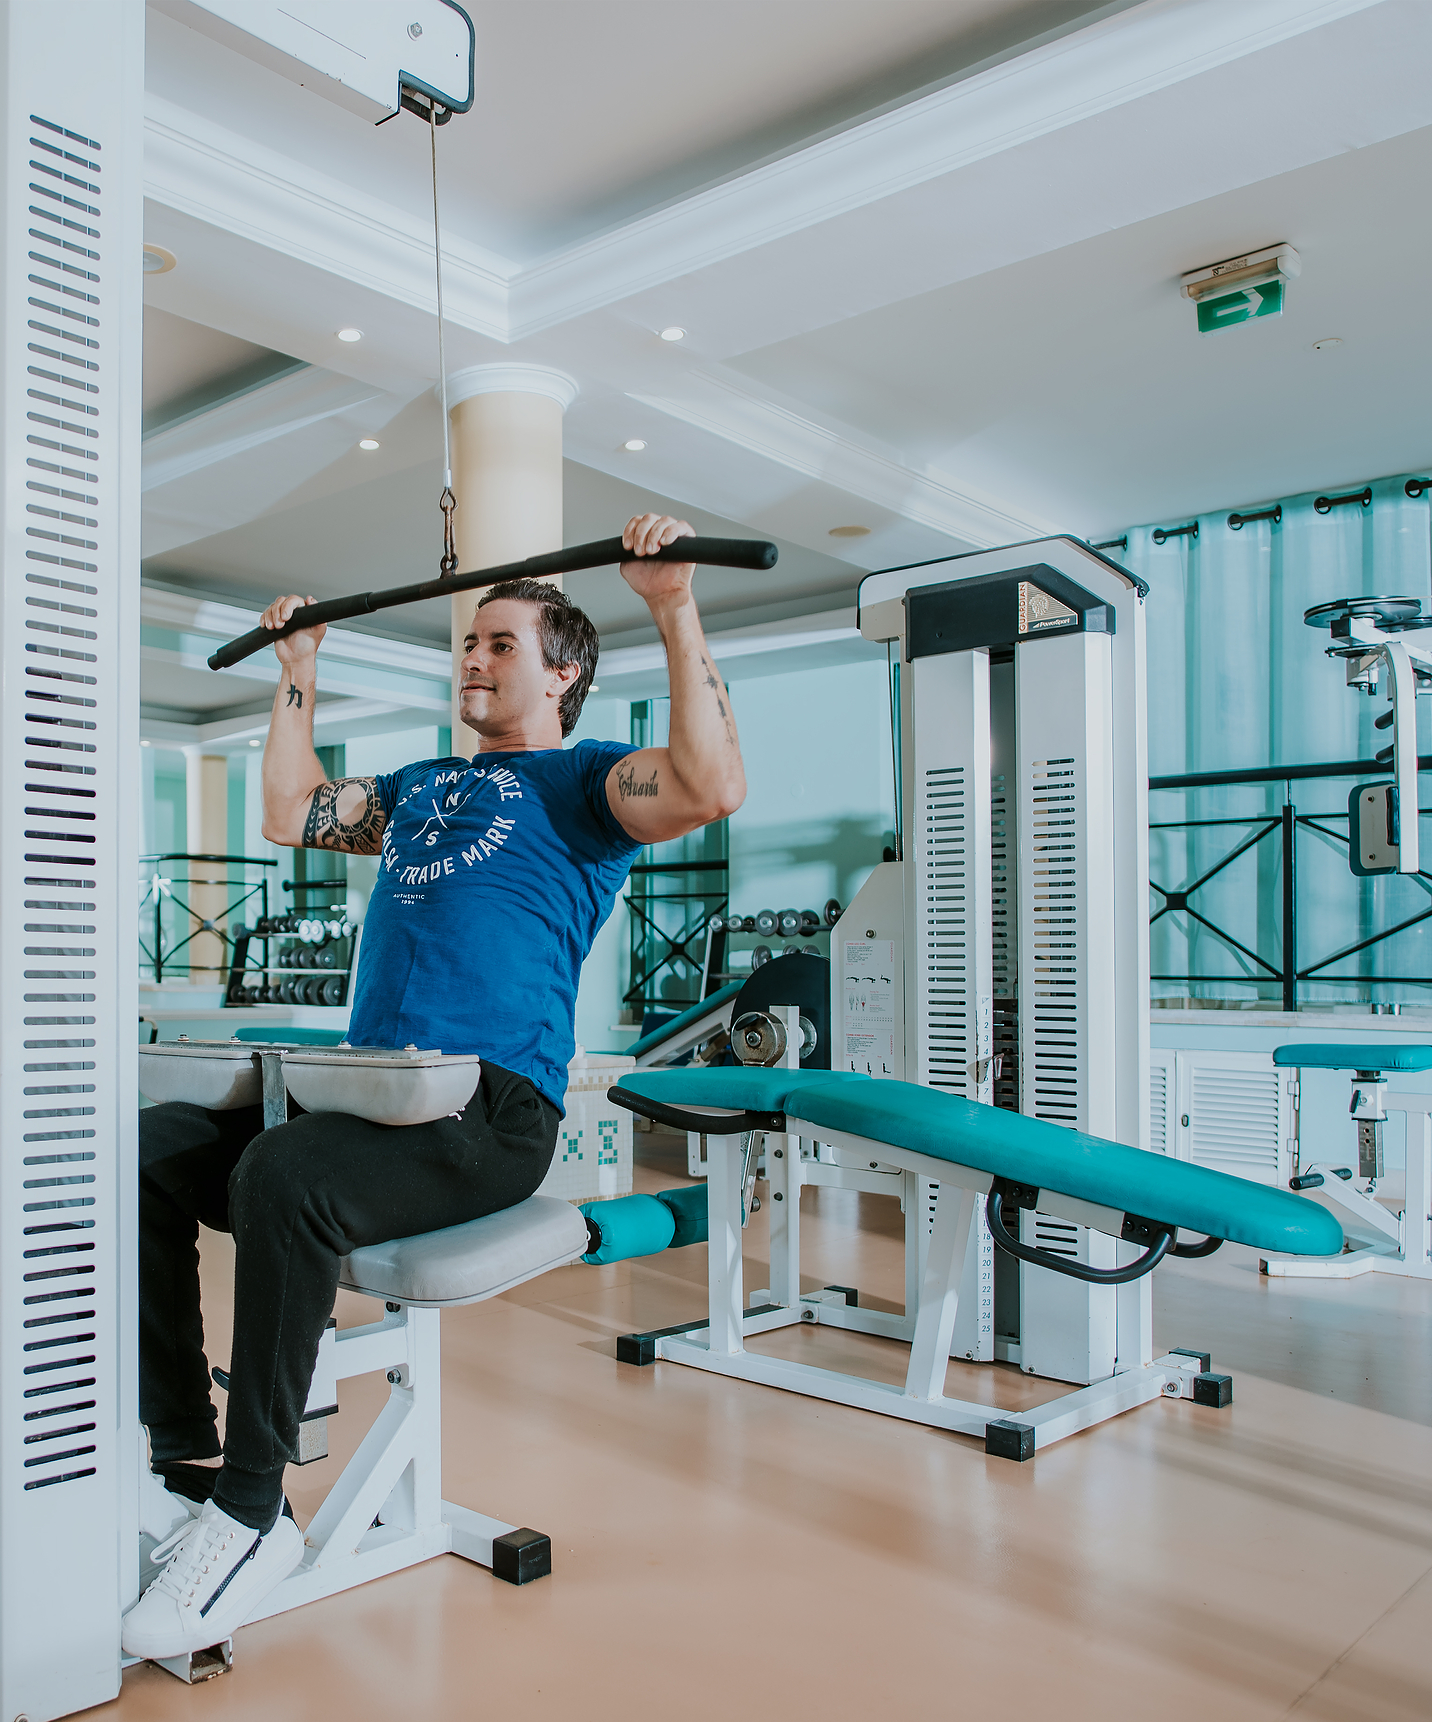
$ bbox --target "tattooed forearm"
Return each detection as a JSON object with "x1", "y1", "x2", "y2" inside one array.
[
  {"x1": 701, "y1": 657, "x2": 736, "y2": 746},
  {"x1": 301, "y1": 776, "x2": 387, "y2": 854},
  {"x1": 617, "y1": 763, "x2": 660, "y2": 802},
  {"x1": 285, "y1": 681, "x2": 303, "y2": 708}
]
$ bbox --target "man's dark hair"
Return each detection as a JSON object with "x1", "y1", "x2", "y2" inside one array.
[{"x1": 477, "y1": 578, "x2": 599, "y2": 738}]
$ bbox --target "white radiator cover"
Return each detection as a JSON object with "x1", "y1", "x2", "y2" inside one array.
[{"x1": 0, "y1": 6, "x2": 144, "y2": 1719}]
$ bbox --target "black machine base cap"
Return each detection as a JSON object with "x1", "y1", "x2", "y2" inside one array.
[
  {"x1": 824, "y1": 1284, "x2": 859, "y2": 1306},
  {"x1": 985, "y1": 1419, "x2": 1036, "y2": 1461},
  {"x1": 1168, "y1": 1347, "x2": 1213, "y2": 1373},
  {"x1": 492, "y1": 1528, "x2": 551, "y2": 1585},
  {"x1": 1193, "y1": 1372, "x2": 1234, "y2": 1408},
  {"x1": 616, "y1": 1317, "x2": 710, "y2": 1366}
]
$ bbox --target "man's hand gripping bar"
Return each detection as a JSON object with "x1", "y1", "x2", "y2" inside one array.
[{"x1": 207, "y1": 534, "x2": 779, "y2": 671}]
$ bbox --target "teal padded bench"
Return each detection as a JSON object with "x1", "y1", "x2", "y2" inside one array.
[{"x1": 592, "y1": 1066, "x2": 1345, "y2": 1460}]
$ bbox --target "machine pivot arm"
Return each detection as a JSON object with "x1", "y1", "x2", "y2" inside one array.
[
  {"x1": 605, "y1": 1085, "x2": 787, "y2": 1136},
  {"x1": 207, "y1": 534, "x2": 779, "y2": 670}
]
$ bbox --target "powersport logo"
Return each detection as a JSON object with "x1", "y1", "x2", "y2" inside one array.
[{"x1": 381, "y1": 763, "x2": 523, "y2": 888}]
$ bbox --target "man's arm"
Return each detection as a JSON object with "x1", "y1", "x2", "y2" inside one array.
[
  {"x1": 257, "y1": 593, "x2": 388, "y2": 855},
  {"x1": 606, "y1": 515, "x2": 746, "y2": 844}
]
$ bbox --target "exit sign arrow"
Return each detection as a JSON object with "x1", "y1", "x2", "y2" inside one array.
[{"x1": 1196, "y1": 278, "x2": 1284, "y2": 333}]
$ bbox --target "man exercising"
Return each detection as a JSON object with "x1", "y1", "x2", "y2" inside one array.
[{"x1": 123, "y1": 514, "x2": 745, "y2": 1658}]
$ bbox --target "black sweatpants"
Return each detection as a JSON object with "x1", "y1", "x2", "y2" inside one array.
[{"x1": 139, "y1": 1060, "x2": 558, "y2": 1531}]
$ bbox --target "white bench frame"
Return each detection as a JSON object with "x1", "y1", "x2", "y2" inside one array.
[{"x1": 632, "y1": 1019, "x2": 1218, "y2": 1457}]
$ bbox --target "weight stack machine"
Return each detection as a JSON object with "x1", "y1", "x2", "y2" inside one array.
[
  {"x1": 835, "y1": 538, "x2": 1150, "y2": 1386},
  {"x1": 0, "y1": 5, "x2": 144, "y2": 1719}
]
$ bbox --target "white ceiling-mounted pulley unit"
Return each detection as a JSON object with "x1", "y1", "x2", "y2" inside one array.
[{"x1": 150, "y1": 0, "x2": 476, "y2": 123}]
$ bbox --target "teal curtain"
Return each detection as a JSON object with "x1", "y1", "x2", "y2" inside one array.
[{"x1": 1118, "y1": 471, "x2": 1432, "y2": 1005}]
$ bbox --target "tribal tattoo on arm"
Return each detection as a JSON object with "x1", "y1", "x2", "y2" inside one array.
[{"x1": 301, "y1": 776, "x2": 387, "y2": 854}]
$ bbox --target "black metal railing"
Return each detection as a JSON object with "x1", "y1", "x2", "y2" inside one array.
[
  {"x1": 139, "y1": 852, "x2": 275, "y2": 987},
  {"x1": 624, "y1": 859, "x2": 729, "y2": 1012},
  {"x1": 1149, "y1": 759, "x2": 1432, "y2": 1009}
]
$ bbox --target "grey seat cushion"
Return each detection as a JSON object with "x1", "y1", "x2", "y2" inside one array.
[{"x1": 339, "y1": 1196, "x2": 589, "y2": 1308}]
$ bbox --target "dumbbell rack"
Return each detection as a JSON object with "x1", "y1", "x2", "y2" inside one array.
[
  {"x1": 703, "y1": 903, "x2": 840, "y2": 990},
  {"x1": 225, "y1": 879, "x2": 357, "y2": 1008}
]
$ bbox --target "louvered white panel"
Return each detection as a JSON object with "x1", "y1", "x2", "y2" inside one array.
[
  {"x1": 1177, "y1": 1052, "x2": 1288, "y2": 1186},
  {"x1": 1149, "y1": 1048, "x2": 1175, "y2": 1155},
  {"x1": 1015, "y1": 630, "x2": 1116, "y2": 1138},
  {"x1": 1, "y1": 9, "x2": 143, "y2": 1720},
  {"x1": 906, "y1": 649, "x2": 993, "y2": 1360}
]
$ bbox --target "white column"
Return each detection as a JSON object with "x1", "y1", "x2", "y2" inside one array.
[
  {"x1": 0, "y1": 3, "x2": 145, "y2": 1714},
  {"x1": 184, "y1": 749, "x2": 228, "y2": 983},
  {"x1": 443, "y1": 364, "x2": 576, "y2": 754}
]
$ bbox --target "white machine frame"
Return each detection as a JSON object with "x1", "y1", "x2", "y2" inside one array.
[{"x1": 1264, "y1": 1089, "x2": 1432, "y2": 1280}]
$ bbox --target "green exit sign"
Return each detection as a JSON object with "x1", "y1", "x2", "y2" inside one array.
[{"x1": 1196, "y1": 278, "x2": 1284, "y2": 333}]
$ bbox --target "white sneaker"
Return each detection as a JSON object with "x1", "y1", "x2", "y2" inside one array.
[{"x1": 121, "y1": 1499, "x2": 303, "y2": 1660}]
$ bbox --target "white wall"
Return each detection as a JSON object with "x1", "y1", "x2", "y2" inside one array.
[
  {"x1": 727, "y1": 658, "x2": 895, "y2": 922},
  {"x1": 567, "y1": 695, "x2": 632, "y2": 1051}
]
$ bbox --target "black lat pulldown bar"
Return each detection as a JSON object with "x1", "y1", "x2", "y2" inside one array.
[{"x1": 207, "y1": 534, "x2": 779, "y2": 671}]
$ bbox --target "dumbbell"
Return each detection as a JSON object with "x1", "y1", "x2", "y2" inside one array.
[
  {"x1": 799, "y1": 909, "x2": 820, "y2": 935},
  {"x1": 755, "y1": 908, "x2": 777, "y2": 936},
  {"x1": 319, "y1": 975, "x2": 346, "y2": 1006},
  {"x1": 316, "y1": 946, "x2": 337, "y2": 969},
  {"x1": 781, "y1": 944, "x2": 800, "y2": 957},
  {"x1": 751, "y1": 944, "x2": 771, "y2": 969},
  {"x1": 823, "y1": 898, "x2": 842, "y2": 928},
  {"x1": 777, "y1": 908, "x2": 800, "y2": 937}
]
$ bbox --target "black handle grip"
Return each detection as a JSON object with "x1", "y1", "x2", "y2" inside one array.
[
  {"x1": 985, "y1": 1186, "x2": 1173, "y2": 1286},
  {"x1": 207, "y1": 533, "x2": 778, "y2": 670}
]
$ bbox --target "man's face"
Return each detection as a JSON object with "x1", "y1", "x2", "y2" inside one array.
[{"x1": 458, "y1": 599, "x2": 571, "y2": 735}]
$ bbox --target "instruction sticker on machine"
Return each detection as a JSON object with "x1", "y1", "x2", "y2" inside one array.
[{"x1": 843, "y1": 940, "x2": 895, "y2": 1074}]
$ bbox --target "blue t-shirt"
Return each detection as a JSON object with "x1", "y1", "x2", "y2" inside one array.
[{"x1": 346, "y1": 740, "x2": 640, "y2": 1110}]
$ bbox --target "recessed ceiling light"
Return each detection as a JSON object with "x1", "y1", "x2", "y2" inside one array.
[
  {"x1": 1313, "y1": 337, "x2": 1343, "y2": 351},
  {"x1": 590, "y1": 684, "x2": 600, "y2": 693},
  {"x1": 337, "y1": 327, "x2": 364, "y2": 343},
  {"x1": 140, "y1": 738, "x2": 151, "y2": 747},
  {"x1": 623, "y1": 439, "x2": 647, "y2": 451},
  {"x1": 659, "y1": 326, "x2": 686, "y2": 342},
  {"x1": 829, "y1": 524, "x2": 871, "y2": 538},
  {"x1": 358, "y1": 438, "x2": 380, "y2": 450},
  {"x1": 143, "y1": 244, "x2": 176, "y2": 275}
]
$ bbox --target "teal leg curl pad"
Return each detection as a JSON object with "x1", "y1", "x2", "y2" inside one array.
[
  {"x1": 656, "y1": 1183, "x2": 708, "y2": 1248},
  {"x1": 579, "y1": 1194, "x2": 676, "y2": 1264}
]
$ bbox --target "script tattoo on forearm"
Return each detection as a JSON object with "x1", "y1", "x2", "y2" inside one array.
[
  {"x1": 701, "y1": 656, "x2": 736, "y2": 747},
  {"x1": 301, "y1": 776, "x2": 386, "y2": 854},
  {"x1": 616, "y1": 763, "x2": 660, "y2": 802}
]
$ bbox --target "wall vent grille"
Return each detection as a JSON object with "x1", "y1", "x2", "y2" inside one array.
[
  {"x1": 991, "y1": 771, "x2": 1018, "y2": 1112},
  {"x1": 11, "y1": 109, "x2": 106, "y2": 1496},
  {"x1": 920, "y1": 765, "x2": 969, "y2": 1096},
  {"x1": 1188, "y1": 1067, "x2": 1281, "y2": 1182},
  {"x1": 1027, "y1": 758, "x2": 1079, "y2": 1126},
  {"x1": 1149, "y1": 1059, "x2": 1170, "y2": 1155}
]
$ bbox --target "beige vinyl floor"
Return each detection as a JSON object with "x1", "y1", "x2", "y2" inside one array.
[{"x1": 102, "y1": 1131, "x2": 1432, "y2": 1722}]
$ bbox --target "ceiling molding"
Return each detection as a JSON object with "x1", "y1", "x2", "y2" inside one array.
[
  {"x1": 508, "y1": 0, "x2": 1386, "y2": 334},
  {"x1": 141, "y1": 694, "x2": 409, "y2": 751},
  {"x1": 445, "y1": 363, "x2": 579, "y2": 410},
  {"x1": 145, "y1": 1, "x2": 1384, "y2": 345},
  {"x1": 141, "y1": 364, "x2": 389, "y2": 490},
  {"x1": 144, "y1": 92, "x2": 514, "y2": 340},
  {"x1": 628, "y1": 371, "x2": 1059, "y2": 547},
  {"x1": 141, "y1": 583, "x2": 448, "y2": 677}
]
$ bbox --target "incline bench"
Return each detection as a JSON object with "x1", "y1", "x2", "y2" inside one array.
[{"x1": 596, "y1": 1065, "x2": 1344, "y2": 1459}]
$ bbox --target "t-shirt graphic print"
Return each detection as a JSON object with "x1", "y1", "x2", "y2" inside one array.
[{"x1": 345, "y1": 740, "x2": 639, "y2": 1110}]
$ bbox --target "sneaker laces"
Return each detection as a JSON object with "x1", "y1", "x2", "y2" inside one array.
[{"x1": 147, "y1": 1511, "x2": 256, "y2": 1610}]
